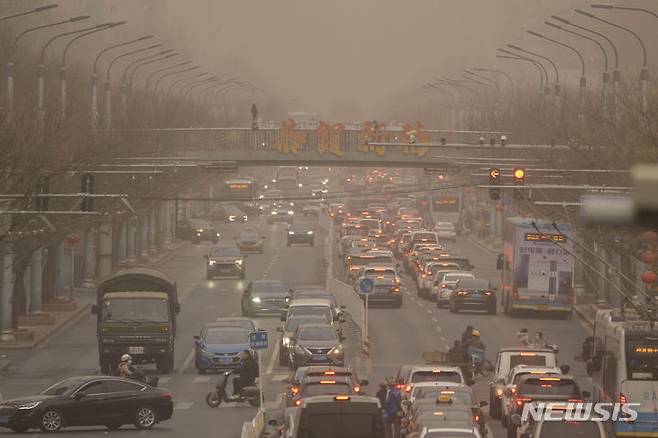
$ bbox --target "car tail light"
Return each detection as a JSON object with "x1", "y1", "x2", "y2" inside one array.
[
  {"x1": 395, "y1": 384, "x2": 405, "y2": 390},
  {"x1": 295, "y1": 399, "x2": 302, "y2": 406},
  {"x1": 515, "y1": 397, "x2": 532, "y2": 408},
  {"x1": 393, "y1": 287, "x2": 400, "y2": 293},
  {"x1": 440, "y1": 284, "x2": 448, "y2": 288},
  {"x1": 405, "y1": 385, "x2": 411, "y2": 393},
  {"x1": 354, "y1": 386, "x2": 361, "y2": 393},
  {"x1": 568, "y1": 399, "x2": 583, "y2": 403},
  {"x1": 495, "y1": 388, "x2": 504, "y2": 397},
  {"x1": 320, "y1": 380, "x2": 336, "y2": 384},
  {"x1": 457, "y1": 291, "x2": 468, "y2": 296},
  {"x1": 483, "y1": 291, "x2": 493, "y2": 296},
  {"x1": 162, "y1": 392, "x2": 173, "y2": 401},
  {"x1": 324, "y1": 371, "x2": 335, "y2": 375},
  {"x1": 335, "y1": 395, "x2": 350, "y2": 401},
  {"x1": 291, "y1": 386, "x2": 299, "y2": 395},
  {"x1": 475, "y1": 414, "x2": 480, "y2": 422}
]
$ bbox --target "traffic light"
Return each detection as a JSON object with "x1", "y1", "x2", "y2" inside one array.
[
  {"x1": 488, "y1": 168, "x2": 501, "y2": 201},
  {"x1": 513, "y1": 167, "x2": 525, "y2": 200},
  {"x1": 80, "y1": 173, "x2": 95, "y2": 212}
]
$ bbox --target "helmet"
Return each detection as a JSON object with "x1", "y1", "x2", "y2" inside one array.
[
  {"x1": 472, "y1": 330, "x2": 481, "y2": 337},
  {"x1": 121, "y1": 354, "x2": 132, "y2": 362}
]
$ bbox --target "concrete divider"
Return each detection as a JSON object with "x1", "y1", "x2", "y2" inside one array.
[{"x1": 240, "y1": 408, "x2": 265, "y2": 438}]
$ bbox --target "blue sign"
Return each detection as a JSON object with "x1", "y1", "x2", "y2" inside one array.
[
  {"x1": 358, "y1": 278, "x2": 374, "y2": 294},
  {"x1": 250, "y1": 331, "x2": 268, "y2": 350}
]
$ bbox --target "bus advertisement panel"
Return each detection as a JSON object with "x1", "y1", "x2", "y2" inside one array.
[
  {"x1": 221, "y1": 179, "x2": 256, "y2": 201},
  {"x1": 429, "y1": 189, "x2": 462, "y2": 231},
  {"x1": 502, "y1": 218, "x2": 574, "y2": 315}
]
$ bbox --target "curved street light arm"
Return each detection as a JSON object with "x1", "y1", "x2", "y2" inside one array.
[
  {"x1": 144, "y1": 61, "x2": 192, "y2": 90},
  {"x1": 128, "y1": 53, "x2": 177, "y2": 87},
  {"x1": 545, "y1": 21, "x2": 608, "y2": 72},
  {"x1": 121, "y1": 49, "x2": 173, "y2": 81},
  {"x1": 62, "y1": 22, "x2": 123, "y2": 67},
  {"x1": 106, "y1": 44, "x2": 162, "y2": 80},
  {"x1": 552, "y1": 15, "x2": 618, "y2": 70},
  {"x1": 167, "y1": 72, "x2": 209, "y2": 94},
  {"x1": 93, "y1": 35, "x2": 154, "y2": 74},
  {"x1": 591, "y1": 4, "x2": 658, "y2": 19},
  {"x1": 1, "y1": 4, "x2": 57, "y2": 22},
  {"x1": 499, "y1": 48, "x2": 549, "y2": 86},
  {"x1": 507, "y1": 44, "x2": 558, "y2": 84},
  {"x1": 495, "y1": 54, "x2": 545, "y2": 90},
  {"x1": 12, "y1": 15, "x2": 90, "y2": 59},
  {"x1": 527, "y1": 30, "x2": 585, "y2": 77},
  {"x1": 473, "y1": 67, "x2": 515, "y2": 89},
  {"x1": 154, "y1": 66, "x2": 200, "y2": 92}
]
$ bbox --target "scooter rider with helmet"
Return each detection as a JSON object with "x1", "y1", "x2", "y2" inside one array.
[
  {"x1": 233, "y1": 350, "x2": 259, "y2": 398},
  {"x1": 117, "y1": 354, "x2": 135, "y2": 378}
]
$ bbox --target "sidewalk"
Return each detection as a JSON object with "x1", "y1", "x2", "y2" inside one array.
[{"x1": 0, "y1": 240, "x2": 188, "y2": 354}]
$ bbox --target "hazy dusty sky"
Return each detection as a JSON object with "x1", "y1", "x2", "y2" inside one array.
[{"x1": 12, "y1": 0, "x2": 655, "y2": 121}]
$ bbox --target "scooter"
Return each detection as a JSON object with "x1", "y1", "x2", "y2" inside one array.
[{"x1": 206, "y1": 370, "x2": 260, "y2": 408}]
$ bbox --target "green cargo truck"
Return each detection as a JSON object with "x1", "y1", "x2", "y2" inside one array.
[{"x1": 91, "y1": 268, "x2": 181, "y2": 374}]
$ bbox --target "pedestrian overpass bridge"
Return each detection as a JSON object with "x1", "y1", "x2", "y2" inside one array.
[{"x1": 121, "y1": 124, "x2": 573, "y2": 168}]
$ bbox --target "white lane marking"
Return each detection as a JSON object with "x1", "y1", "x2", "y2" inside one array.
[
  {"x1": 431, "y1": 317, "x2": 438, "y2": 322},
  {"x1": 440, "y1": 336, "x2": 446, "y2": 341},
  {"x1": 178, "y1": 349, "x2": 195, "y2": 376},
  {"x1": 158, "y1": 377, "x2": 171, "y2": 384},
  {"x1": 272, "y1": 374, "x2": 289, "y2": 381},
  {"x1": 174, "y1": 401, "x2": 193, "y2": 410},
  {"x1": 416, "y1": 301, "x2": 423, "y2": 308},
  {"x1": 193, "y1": 376, "x2": 211, "y2": 383},
  {"x1": 426, "y1": 309, "x2": 432, "y2": 314},
  {"x1": 435, "y1": 326, "x2": 442, "y2": 333},
  {"x1": 266, "y1": 339, "x2": 281, "y2": 375}
]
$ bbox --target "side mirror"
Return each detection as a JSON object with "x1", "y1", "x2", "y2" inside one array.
[
  {"x1": 479, "y1": 401, "x2": 488, "y2": 407},
  {"x1": 582, "y1": 390, "x2": 591, "y2": 398},
  {"x1": 339, "y1": 335, "x2": 346, "y2": 342},
  {"x1": 339, "y1": 317, "x2": 346, "y2": 324},
  {"x1": 276, "y1": 327, "x2": 283, "y2": 332},
  {"x1": 510, "y1": 414, "x2": 522, "y2": 427},
  {"x1": 90, "y1": 304, "x2": 97, "y2": 315},
  {"x1": 493, "y1": 286, "x2": 498, "y2": 291},
  {"x1": 340, "y1": 305, "x2": 346, "y2": 309},
  {"x1": 560, "y1": 364, "x2": 571, "y2": 374}
]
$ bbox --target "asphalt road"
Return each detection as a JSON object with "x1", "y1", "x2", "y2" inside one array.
[{"x1": 0, "y1": 213, "x2": 592, "y2": 437}]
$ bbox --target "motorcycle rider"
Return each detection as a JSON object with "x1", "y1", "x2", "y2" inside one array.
[
  {"x1": 461, "y1": 325, "x2": 474, "y2": 344},
  {"x1": 464, "y1": 330, "x2": 486, "y2": 365},
  {"x1": 233, "y1": 350, "x2": 259, "y2": 397},
  {"x1": 117, "y1": 354, "x2": 135, "y2": 378}
]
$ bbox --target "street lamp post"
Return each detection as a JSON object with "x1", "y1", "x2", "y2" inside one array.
[
  {"x1": 37, "y1": 23, "x2": 111, "y2": 129},
  {"x1": 552, "y1": 15, "x2": 619, "y2": 117},
  {"x1": 506, "y1": 44, "x2": 559, "y2": 101},
  {"x1": 166, "y1": 72, "x2": 208, "y2": 95},
  {"x1": 90, "y1": 35, "x2": 154, "y2": 129},
  {"x1": 545, "y1": 21, "x2": 609, "y2": 106},
  {"x1": 154, "y1": 66, "x2": 200, "y2": 93},
  {"x1": 144, "y1": 61, "x2": 193, "y2": 91},
  {"x1": 127, "y1": 53, "x2": 177, "y2": 89},
  {"x1": 6, "y1": 14, "x2": 90, "y2": 125},
  {"x1": 528, "y1": 30, "x2": 587, "y2": 119},
  {"x1": 60, "y1": 22, "x2": 124, "y2": 121},
  {"x1": 0, "y1": 4, "x2": 57, "y2": 22},
  {"x1": 579, "y1": 8, "x2": 650, "y2": 112},
  {"x1": 104, "y1": 44, "x2": 163, "y2": 129},
  {"x1": 473, "y1": 67, "x2": 515, "y2": 90},
  {"x1": 498, "y1": 49, "x2": 548, "y2": 93},
  {"x1": 182, "y1": 77, "x2": 218, "y2": 100}
]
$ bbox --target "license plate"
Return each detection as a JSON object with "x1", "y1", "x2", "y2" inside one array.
[
  {"x1": 129, "y1": 346, "x2": 144, "y2": 354},
  {"x1": 219, "y1": 357, "x2": 231, "y2": 363},
  {"x1": 311, "y1": 356, "x2": 327, "y2": 362},
  {"x1": 0, "y1": 416, "x2": 10, "y2": 424}
]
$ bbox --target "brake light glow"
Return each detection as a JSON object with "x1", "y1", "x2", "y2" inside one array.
[
  {"x1": 483, "y1": 291, "x2": 493, "y2": 296},
  {"x1": 440, "y1": 391, "x2": 455, "y2": 394},
  {"x1": 334, "y1": 395, "x2": 350, "y2": 401},
  {"x1": 295, "y1": 400, "x2": 302, "y2": 406},
  {"x1": 520, "y1": 353, "x2": 536, "y2": 356},
  {"x1": 515, "y1": 397, "x2": 532, "y2": 407},
  {"x1": 320, "y1": 380, "x2": 336, "y2": 384},
  {"x1": 354, "y1": 386, "x2": 361, "y2": 393},
  {"x1": 324, "y1": 371, "x2": 335, "y2": 375},
  {"x1": 291, "y1": 386, "x2": 299, "y2": 395},
  {"x1": 162, "y1": 392, "x2": 173, "y2": 401},
  {"x1": 539, "y1": 378, "x2": 561, "y2": 381},
  {"x1": 405, "y1": 385, "x2": 412, "y2": 392}
]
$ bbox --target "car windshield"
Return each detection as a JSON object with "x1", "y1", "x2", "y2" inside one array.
[
  {"x1": 211, "y1": 247, "x2": 241, "y2": 257},
  {"x1": 302, "y1": 382, "x2": 351, "y2": 396},
  {"x1": 364, "y1": 269, "x2": 396, "y2": 278},
  {"x1": 518, "y1": 378, "x2": 578, "y2": 396},
  {"x1": 41, "y1": 377, "x2": 86, "y2": 396},
  {"x1": 300, "y1": 412, "x2": 381, "y2": 438},
  {"x1": 213, "y1": 319, "x2": 254, "y2": 331},
  {"x1": 286, "y1": 316, "x2": 329, "y2": 331},
  {"x1": 204, "y1": 329, "x2": 249, "y2": 344},
  {"x1": 436, "y1": 223, "x2": 455, "y2": 231},
  {"x1": 412, "y1": 233, "x2": 437, "y2": 242},
  {"x1": 539, "y1": 421, "x2": 602, "y2": 437},
  {"x1": 252, "y1": 282, "x2": 286, "y2": 294},
  {"x1": 239, "y1": 231, "x2": 260, "y2": 240},
  {"x1": 411, "y1": 371, "x2": 462, "y2": 384},
  {"x1": 101, "y1": 298, "x2": 169, "y2": 322},
  {"x1": 298, "y1": 327, "x2": 338, "y2": 341},
  {"x1": 509, "y1": 354, "x2": 548, "y2": 368},
  {"x1": 424, "y1": 433, "x2": 475, "y2": 438},
  {"x1": 290, "y1": 307, "x2": 333, "y2": 321}
]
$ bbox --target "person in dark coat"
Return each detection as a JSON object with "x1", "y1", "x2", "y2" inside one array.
[
  {"x1": 461, "y1": 325, "x2": 474, "y2": 344},
  {"x1": 233, "y1": 350, "x2": 259, "y2": 396},
  {"x1": 382, "y1": 379, "x2": 402, "y2": 438}
]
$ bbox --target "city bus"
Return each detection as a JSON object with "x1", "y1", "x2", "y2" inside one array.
[
  {"x1": 501, "y1": 218, "x2": 574, "y2": 316},
  {"x1": 590, "y1": 308, "x2": 658, "y2": 437},
  {"x1": 220, "y1": 179, "x2": 256, "y2": 201},
  {"x1": 429, "y1": 189, "x2": 462, "y2": 232}
]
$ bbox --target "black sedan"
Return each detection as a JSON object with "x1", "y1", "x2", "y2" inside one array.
[
  {"x1": 176, "y1": 218, "x2": 220, "y2": 243},
  {"x1": 448, "y1": 278, "x2": 497, "y2": 314},
  {"x1": 0, "y1": 376, "x2": 173, "y2": 433},
  {"x1": 287, "y1": 224, "x2": 315, "y2": 246}
]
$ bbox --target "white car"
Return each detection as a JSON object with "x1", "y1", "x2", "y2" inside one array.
[
  {"x1": 435, "y1": 271, "x2": 476, "y2": 307},
  {"x1": 434, "y1": 222, "x2": 457, "y2": 243},
  {"x1": 512, "y1": 416, "x2": 606, "y2": 438},
  {"x1": 395, "y1": 365, "x2": 467, "y2": 397},
  {"x1": 418, "y1": 425, "x2": 483, "y2": 438},
  {"x1": 428, "y1": 266, "x2": 462, "y2": 300},
  {"x1": 408, "y1": 381, "x2": 462, "y2": 404}
]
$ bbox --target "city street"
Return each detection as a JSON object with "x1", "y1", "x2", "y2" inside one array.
[{"x1": 0, "y1": 213, "x2": 591, "y2": 437}]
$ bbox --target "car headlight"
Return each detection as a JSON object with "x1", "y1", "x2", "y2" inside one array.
[
  {"x1": 229, "y1": 215, "x2": 236, "y2": 221},
  {"x1": 271, "y1": 211, "x2": 278, "y2": 215},
  {"x1": 196, "y1": 228, "x2": 204, "y2": 233},
  {"x1": 307, "y1": 231, "x2": 314, "y2": 235},
  {"x1": 18, "y1": 401, "x2": 42, "y2": 410},
  {"x1": 288, "y1": 231, "x2": 295, "y2": 235},
  {"x1": 288, "y1": 211, "x2": 294, "y2": 215},
  {"x1": 329, "y1": 345, "x2": 343, "y2": 356},
  {"x1": 235, "y1": 259, "x2": 243, "y2": 266},
  {"x1": 243, "y1": 215, "x2": 248, "y2": 221},
  {"x1": 208, "y1": 260, "x2": 217, "y2": 265},
  {"x1": 251, "y1": 296, "x2": 262, "y2": 303},
  {"x1": 282, "y1": 336, "x2": 291, "y2": 346},
  {"x1": 216, "y1": 232, "x2": 220, "y2": 237}
]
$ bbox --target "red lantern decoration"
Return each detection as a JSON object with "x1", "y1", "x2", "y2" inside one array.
[
  {"x1": 66, "y1": 233, "x2": 81, "y2": 245},
  {"x1": 641, "y1": 271, "x2": 658, "y2": 284},
  {"x1": 640, "y1": 251, "x2": 658, "y2": 265},
  {"x1": 640, "y1": 230, "x2": 658, "y2": 243}
]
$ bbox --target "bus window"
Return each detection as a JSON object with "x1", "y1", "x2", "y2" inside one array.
[{"x1": 626, "y1": 337, "x2": 658, "y2": 380}]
